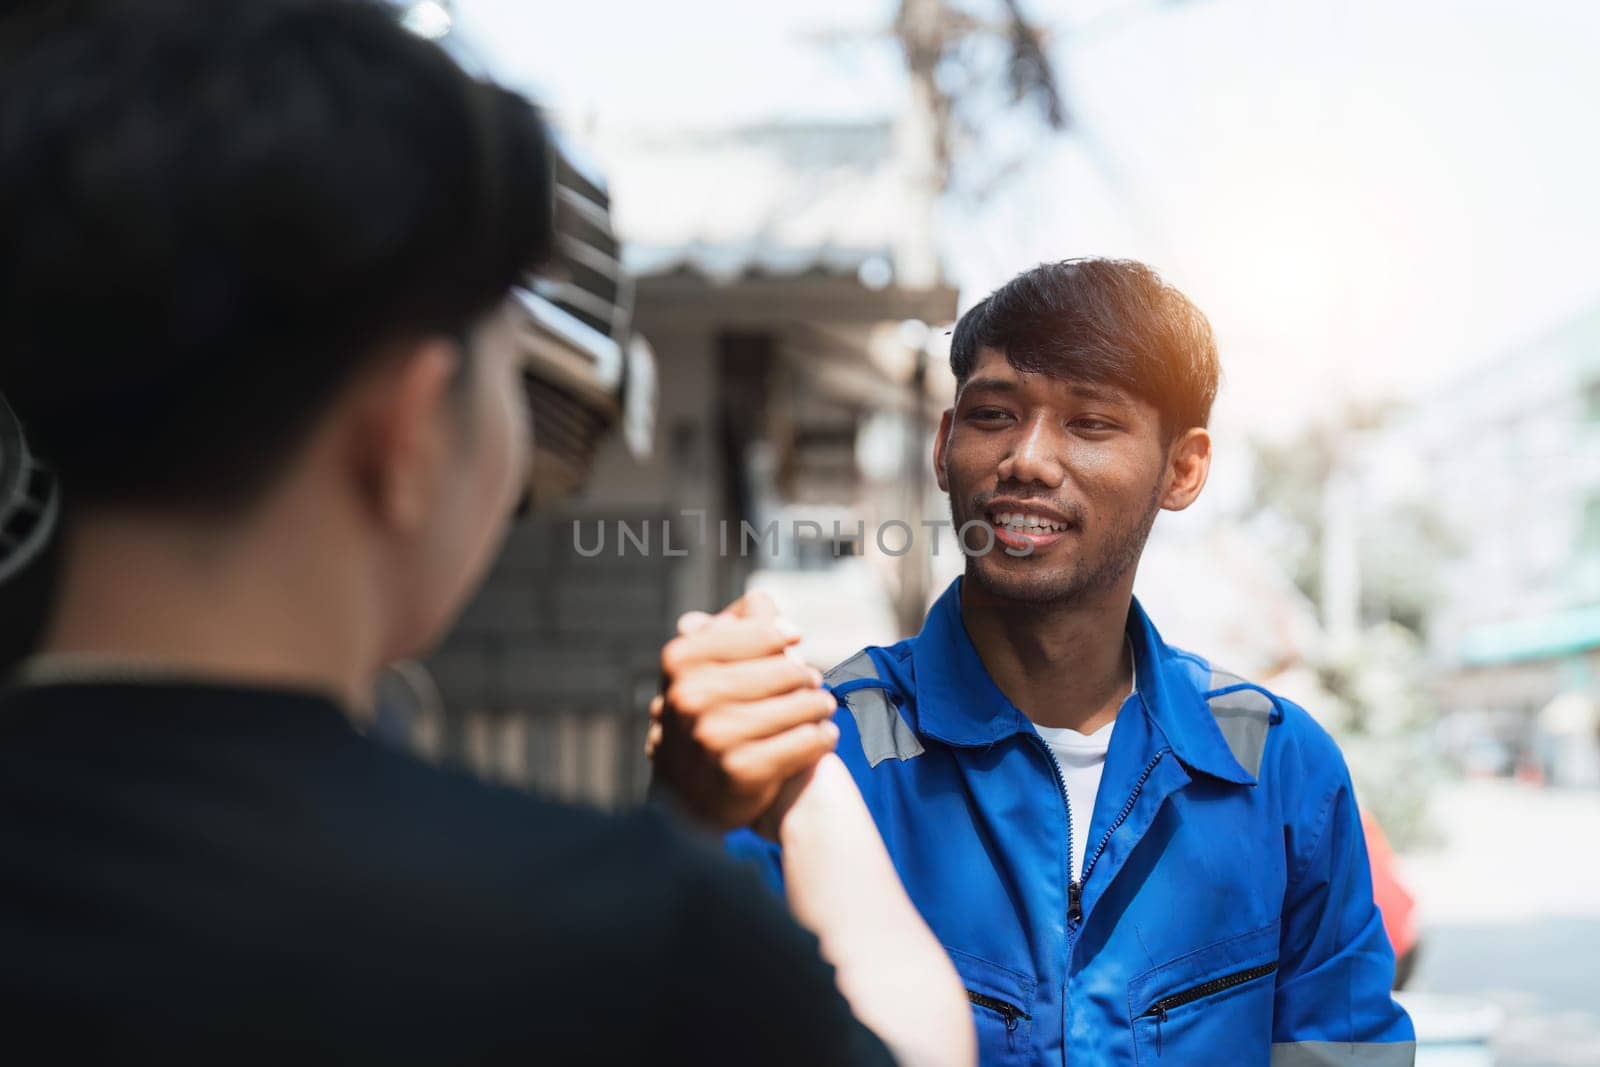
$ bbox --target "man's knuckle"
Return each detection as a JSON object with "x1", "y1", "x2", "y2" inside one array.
[
  {"x1": 667, "y1": 680, "x2": 706, "y2": 715},
  {"x1": 691, "y1": 716, "x2": 730, "y2": 751},
  {"x1": 785, "y1": 689, "x2": 822, "y2": 719},
  {"x1": 722, "y1": 750, "x2": 762, "y2": 786}
]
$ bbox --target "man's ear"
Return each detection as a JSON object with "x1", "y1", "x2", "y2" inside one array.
[
  {"x1": 1161, "y1": 427, "x2": 1212, "y2": 512},
  {"x1": 933, "y1": 408, "x2": 954, "y2": 493},
  {"x1": 349, "y1": 337, "x2": 461, "y2": 532}
]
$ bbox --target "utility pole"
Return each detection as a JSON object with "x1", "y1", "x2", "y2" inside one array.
[
  {"x1": 886, "y1": 0, "x2": 1068, "y2": 634},
  {"x1": 898, "y1": 324, "x2": 933, "y2": 636},
  {"x1": 890, "y1": 0, "x2": 944, "y2": 634},
  {"x1": 892, "y1": 0, "x2": 948, "y2": 291}
]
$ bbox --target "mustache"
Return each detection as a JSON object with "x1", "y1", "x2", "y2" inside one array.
[{"x1": 969, "y1": 490, "x2": 1087, "y2": 526}]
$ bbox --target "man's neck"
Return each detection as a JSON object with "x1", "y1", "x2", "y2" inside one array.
[
  {"x1": 959, "y1": 577, "x2": 1135, "y2": 734},
  {"x1": 37, "y1": 500, "x2": 380, "y2": 713}
]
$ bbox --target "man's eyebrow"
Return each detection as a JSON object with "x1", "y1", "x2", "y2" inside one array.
[
  {"x1": 958, "y1": 377, "x2": 1020, "y2": 397},
  {"x1": 1066, "y1": 382, "x2": 1131, "y2": 405}
]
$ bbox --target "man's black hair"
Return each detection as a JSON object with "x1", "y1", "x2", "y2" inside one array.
[
  {"x1": 0, "y1": 0, "x2": 553, "y2": 510},
  {"x1": 949, "y1": 259, "x2": 1220, "y2": 437}
]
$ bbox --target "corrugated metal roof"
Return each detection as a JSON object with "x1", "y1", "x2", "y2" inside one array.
[{"x1": 624, "y1": 242, "x2": 894, "y2": 286}]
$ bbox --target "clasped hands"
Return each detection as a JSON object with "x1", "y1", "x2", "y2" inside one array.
[{"x1": 648, "y1": 591, "x2": 839, "y2": 838}]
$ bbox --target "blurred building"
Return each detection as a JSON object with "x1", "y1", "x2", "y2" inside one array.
[
  {"x1": 1134, "y1": 524, "x2": 1325, "y2": 686},
  {"x1": 1362, "y1": 302, "x2": 1600, "y2": 739},
  {"x1": 596, "y1": 120, "x2": 957, "y2": 656},
  {"x1": 413, "y1": 119, "x2": 956, "y2": 805}
]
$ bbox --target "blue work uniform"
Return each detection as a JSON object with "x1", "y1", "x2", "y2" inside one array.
[{"x1": 730, "y1": 578, "x2": 1414, "y2": 1066}]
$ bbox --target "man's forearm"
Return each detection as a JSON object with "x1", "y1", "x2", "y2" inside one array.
[{"x1": 779, "y1": 754, "x2": 975, "y2": 1067}]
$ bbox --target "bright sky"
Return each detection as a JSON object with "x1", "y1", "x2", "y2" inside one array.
[{"x1": 452, "y1": 0, "x2": 1600, "y2": 439}]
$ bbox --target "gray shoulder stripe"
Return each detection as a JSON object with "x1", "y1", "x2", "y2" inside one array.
[
  {"x1": 1205, "y1": 667, "x2": 1275, "y2": 778},
  {"x1": 1271, "y1": 1040, "x2": 1416, "y2": 1067},
  {"x1": 825, "y1": 651, "x2": 925, "y2": 769},
  {"x1": 1208, "y1": 667, "x2": 1248, "y2": 691},
  {"x1": 824, "y1": 650, "x2": 882, "y2": 687}
]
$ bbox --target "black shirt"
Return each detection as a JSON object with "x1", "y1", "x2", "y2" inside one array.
[{"x1": 0, "y1": 681, "x2": 895, "y2": 1065}]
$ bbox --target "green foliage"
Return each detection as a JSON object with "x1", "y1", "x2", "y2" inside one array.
[
  {"x1": 1244, "y1": 410, "x2": 1458, "y2": 849},
  {"x1": 1244, "y1": 407, "x2": 1459, "y2": 642}
]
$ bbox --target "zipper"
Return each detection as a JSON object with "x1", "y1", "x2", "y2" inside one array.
[
  {"x1": 966, "y1": 989, "x2": 1030, "y2": 1032},
  {"x1": 1024, "y1": 734, "x2": 1078, "y2": 925},
  {"x1": 1073, "y1": 748, "x2": 1169, "y2": 917},
  {"x1": 1138, "y1": 961, "x2": 1279, "y2": 1022},
  {"x1": 1030, "y1": 739, "x2": 1167, "y2": 925}
]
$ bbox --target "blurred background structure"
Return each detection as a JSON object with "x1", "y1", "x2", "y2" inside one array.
[{"x1": 1, "y1": 1, "x2": 1595, "y2": 1062}]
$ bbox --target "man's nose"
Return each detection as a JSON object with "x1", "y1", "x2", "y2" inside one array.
[{"x1": 996, "y1": 415, "x2": 1066, "y2": 487}]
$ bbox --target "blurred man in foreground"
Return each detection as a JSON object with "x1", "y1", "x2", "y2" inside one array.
[
  {"x1": 655, "y1": 260, "x2": 1416, "y2": 1066},
  {"x1": 0, "y1": 2, "x2": 972, "y2": 1063}
]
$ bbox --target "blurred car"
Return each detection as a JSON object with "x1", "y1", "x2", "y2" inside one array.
[
  {"x1": 1363, "y1": 809, "x2": 1421, "y2": 989},
  {"x1": 1437, "y1": 708, "x2": 1522, "y2": 779},
  {"x1": 1458, "y1": 735, "x2": 1517, "y2": 779}
]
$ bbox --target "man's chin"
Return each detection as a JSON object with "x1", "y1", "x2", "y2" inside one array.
[{"x1": 965, "y1": 555, "x2": 1084, "y2": 606}]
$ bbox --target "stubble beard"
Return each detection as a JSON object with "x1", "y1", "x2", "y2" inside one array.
[{"x1": 955, "y1": 481, "x2": 1165, "y2": 607}]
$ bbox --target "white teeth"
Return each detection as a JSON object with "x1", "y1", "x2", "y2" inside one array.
[{"x1": 990, "y1": 510, "x2": 1066, "y2": 533}]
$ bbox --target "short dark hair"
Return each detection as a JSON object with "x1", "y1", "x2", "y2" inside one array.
[
  {"x1": 949, "y1": 259, "x2": 1220, "y2": 436},
  {"x1": 0, "y1": 0, "x2": 553, "y2": 510}
]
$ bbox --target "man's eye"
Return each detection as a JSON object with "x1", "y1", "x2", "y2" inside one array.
[
  {"x1": 1073, "y1": 418, "x2": 1118, "y2": 434},
  {"x1": 968, "y1": 407, "x2": 1013, "y2": 423}
]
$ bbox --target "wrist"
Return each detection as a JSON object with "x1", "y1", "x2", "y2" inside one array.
[{"x1": 775, "y1": 753, "x2": 850, "y2": 845}]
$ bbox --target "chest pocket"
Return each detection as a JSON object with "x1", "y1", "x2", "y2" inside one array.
[
  {"x1": 1128, "y1": 920, "x2": 1279, "y2": 1067},
  {"x1": 945, "y1": 945, "x2": 1035, "y2": 1064}
]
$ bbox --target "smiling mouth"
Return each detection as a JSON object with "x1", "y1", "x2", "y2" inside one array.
[
  {"x1": 986, "y1": 508, "x2": 1073, "y2": 535},
  {"x1": 981, "y1": 506, "x2": 1078, "y2": 552}
]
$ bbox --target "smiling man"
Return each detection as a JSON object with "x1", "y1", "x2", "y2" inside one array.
[{"x1": 658, "y1": 259, "x2": 1415, "y2": 1066}]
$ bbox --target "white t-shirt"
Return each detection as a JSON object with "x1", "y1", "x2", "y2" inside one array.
[
  {"x1": 1032, "y1": 643, "x2": 1136, "y2": 882},
  {"x1": 1033, "y1": 719, "x2": 1116, "y2": 881}
]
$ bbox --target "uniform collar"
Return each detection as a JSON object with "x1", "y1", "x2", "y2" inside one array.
[
  {"x1": 909, "y1": 578, "x2": 1255, "y2": 785},
  {"x1": 1124, "y1": 599, "x2": 1257, "y2": 785}
]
